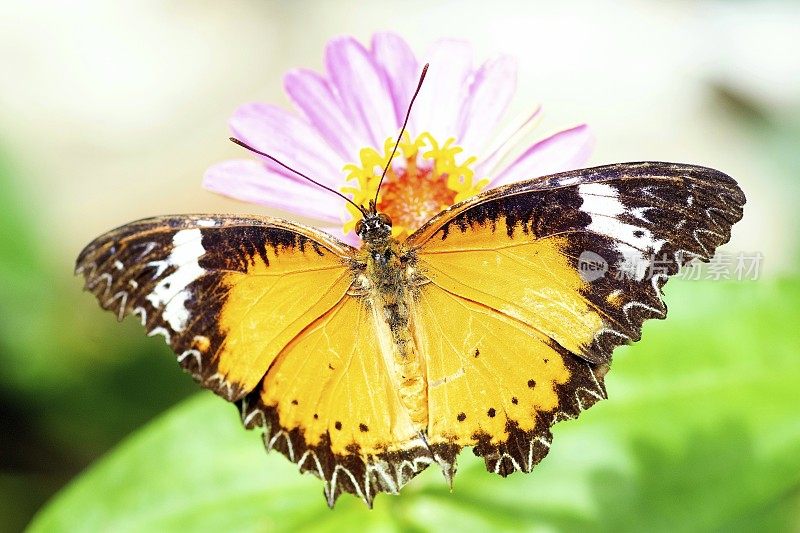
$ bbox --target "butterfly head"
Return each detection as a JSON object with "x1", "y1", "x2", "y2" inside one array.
[{"x1": 355, "y1": 208, "x2": 393, "y2": 242}]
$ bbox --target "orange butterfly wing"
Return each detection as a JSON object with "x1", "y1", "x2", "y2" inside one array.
[
  {"x1": 405, "y1": 162, "x2": 745, "y2": 473},
  {"x1": 76, "y1": 215, "x2": 354, "y2": 400},
  {"x1": 239, "y1": 295, "x2": 435, "y2": 507},
  {"x1": 409, "y1": 282, "x2": 606, "y2": 474}
]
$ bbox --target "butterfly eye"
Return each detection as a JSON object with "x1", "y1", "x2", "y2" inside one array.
[
  {"x1": 354, "y1": 219, "x2": 364, "y2": 235},
  {"x1": 378, "y1": 213, "x2": 392, "y2": 226}
]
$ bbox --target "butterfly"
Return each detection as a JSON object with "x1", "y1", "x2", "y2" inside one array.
[{"x1": 75, "y1": 67, "x2": 745, "y2": 508}]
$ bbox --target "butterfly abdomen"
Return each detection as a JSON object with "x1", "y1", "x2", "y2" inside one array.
[{"x1": 362, "y1": 238, "x2": 429, "y2": 429}]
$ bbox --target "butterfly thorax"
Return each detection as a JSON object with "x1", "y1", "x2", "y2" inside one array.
[{"x1": 357, "y1": 214, "x2": 428, "y2": 429}]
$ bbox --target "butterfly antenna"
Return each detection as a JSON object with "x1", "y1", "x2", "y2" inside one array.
[
  {"x1": 372, "y1": 63, "x2": 429, "y2": 213},
  {"x1": 229, "y1": 137, "x2": 368, "y2": 216}
]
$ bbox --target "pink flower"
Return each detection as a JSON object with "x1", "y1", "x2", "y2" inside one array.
[{"x1": 204, "y1": 33, "x2": 593, "y2": 244}]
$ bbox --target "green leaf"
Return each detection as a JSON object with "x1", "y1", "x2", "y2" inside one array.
[{"x1": 30, "y1": 279, "x2": 800, "y2": 532}]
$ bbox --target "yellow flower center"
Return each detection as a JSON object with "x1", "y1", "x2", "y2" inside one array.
[{"x1": 342, "y1": 132, "x2": 489, "y2": 239}]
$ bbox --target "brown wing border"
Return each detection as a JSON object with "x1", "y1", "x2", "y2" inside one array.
[{"x1": 406, "y1": 161, "x2": 745, "y2": 247}]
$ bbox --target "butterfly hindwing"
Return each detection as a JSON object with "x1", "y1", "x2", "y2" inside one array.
[
  {"x1": 407, "y1": 161, "x2": 744, "y2": 474},
  {"x1": 411, "y1": 282, "x2": 608, "y2": 475},
  {"x1": 238, "y1": 295, "x2": 436, "y2": 508},
  {"x1": 76, "y1": 214, "x2": 355, "y2": 400}
]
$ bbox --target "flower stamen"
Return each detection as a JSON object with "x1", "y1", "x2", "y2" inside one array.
[{"x1": 342, "y1": 132, "x2": 489, "y2": 239}]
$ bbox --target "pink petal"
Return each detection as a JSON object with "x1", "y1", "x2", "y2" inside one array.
[
  {"x1": 371, "y1": 32, "x2": 419, "y2": 133},
  {"x1": 230, "y1": 103, "x2": 345, "y2": 188},
  {"x1": 473, "y1": 105, "x2": 542, "y2": 177},
  {"x1": 325, "y1": 36, "x2": 397, "y2": 149},
  {"x1": 283, "y1": 68, "x2": 363, "y2": 163},
  {"x1": 321, "y1": 225, "x2": 361, "y2": 247},
  {"x1": 203, "y1": 159, "x2": 344, "y2": 223},
  {"x1": 457, "y1": 55, "x2": 517, "y2": 157},
  {"x1": 412, "y1": 39, "x2": 473, "y2": 140},
  {"x1": 490, "y1": 124, "x2": 595, "y2": 187}
]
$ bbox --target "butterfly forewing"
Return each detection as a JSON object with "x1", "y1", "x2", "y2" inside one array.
[
  {"x1": 408, "y1": 162, "x2": 745, "y2": 362},
  {"x1": 76, "y1": 215, "x2": 356, "y2": 400}
]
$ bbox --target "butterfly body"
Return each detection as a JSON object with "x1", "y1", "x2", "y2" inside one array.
[
  {"x1": 76, "y1": 162, "x2": 745, "y2": 507},
  {"x1": 356, "y1": 216, "x2": 429, "y2": 429}
]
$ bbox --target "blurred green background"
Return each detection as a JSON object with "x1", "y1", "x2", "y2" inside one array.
[{"x1": 1, "y1": 1, "x2": 799, "y2": 532}]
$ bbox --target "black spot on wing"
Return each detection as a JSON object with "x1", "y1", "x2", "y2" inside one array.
[
  {"x1": 236, "y1": 397, "x2": 457, "y2": 508},
  {"x1": 473, "y1": 349, "x2": 608, "y2": 477}
]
